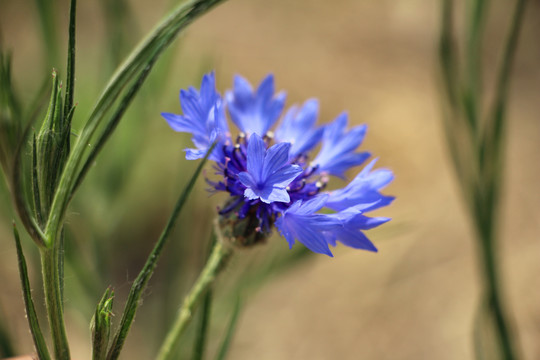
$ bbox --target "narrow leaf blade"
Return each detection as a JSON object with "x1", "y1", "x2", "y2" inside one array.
[
  {"x1": 215, "y1": 295, "x2": 242, "y2": 360},
  {"x1": 106, "y1": 143, "x2": 216, "y2": 360},
  {"x1": 12, "y1": 223, "x2": 51, "y2": 360}
]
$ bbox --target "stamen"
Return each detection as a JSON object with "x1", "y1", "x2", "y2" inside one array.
[{"x1": 236, "y1": 132, "x2": 246, "y2": 144}]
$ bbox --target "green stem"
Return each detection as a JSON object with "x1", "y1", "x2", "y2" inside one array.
[
  {"x1": 41, "y1": 246, "x2": 70, "y2": 360},
  {"x1": 475, "y1": 205, "x2": 517, "y2": 360},
  {"x1": 157, "y1": 223, "x2": 232, "y2": 360},
  {"x1": 105, "y1": 143, "x2": 215, "y2": 360},
  {"x1": 43, "y1": 0, "x2": 226, "y2": 248}
]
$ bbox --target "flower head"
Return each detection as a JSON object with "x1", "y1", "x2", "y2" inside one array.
[{"x1": 164, "y1": 72, "x2": 394, "y2": 256}]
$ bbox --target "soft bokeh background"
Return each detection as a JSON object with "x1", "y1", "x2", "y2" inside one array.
[{"x1": 0, "y1": 0, "x2": 539, "y2": 359}]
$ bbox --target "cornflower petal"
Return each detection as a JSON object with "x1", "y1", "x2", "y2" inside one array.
[
  {"x1": 245, "y1": 133, "x2": 266, "y2": 181},
  {"x1": 312, "y1": 112, "x2": 370, "y2": 177},
  {"x1": 261, "y1": 142, "x2": 291, "y2": 180},
  {"x1": 162, "y1": 72, "x2": 228, "y2": 162},
  {"x1": 275, "y1": 99, "x2": 324, "y2": 158},
  {"x1": 326, "y1": 159, "x2": 395, "y2": 211},
  {"x1": 275, "y1": 196, "x2": 338, "y2": 256},
  {"x1": 226, "y1": 74, "x2": 286, "y2": 136}
]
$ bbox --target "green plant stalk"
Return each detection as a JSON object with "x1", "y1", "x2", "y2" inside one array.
[
  {"x1": 40, "y1": 245, "x2": 70, "y2": 360},
  {"x1": 157, "y1": 226, "x2": 233, "y2": 360},
  {"x1": 105, "y1": 143, "x2": 216, "y2": 360},
  {"x1": 477, "y1": 223, "x2": 515, "y2": 360},
  {"x1": 475, "y1": 1, "x2": 526, "y2": 359},
  {"x1": 463, "y1": 0, "x2": 489, "y2": 133},
  {"x1": 13, "y1": 223, "x2": 51, "y2": 360},
  {"x1": 43, "y1": 0, "x2": 226, "y2": 248},
  {"x1": 192, "y1": 289, "x2": 212, "y2": 360},
  {"x1": 215, "y1": 295, "x2": 242, "y2": 360},
  {"x1": 64, "y1": 0, "x2": 77, "y2": 119},
  {"x1": 439, "y1": 0, "x2": 527, "y2": 359}
]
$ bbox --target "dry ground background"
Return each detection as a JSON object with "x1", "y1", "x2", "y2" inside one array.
[{"x1": 0, "y1": 0, "x2": 539, "y2": 359}]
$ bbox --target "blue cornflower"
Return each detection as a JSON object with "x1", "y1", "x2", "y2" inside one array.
[{"x1": 164, "y1": 72, "x2": 394, "y2": 256}]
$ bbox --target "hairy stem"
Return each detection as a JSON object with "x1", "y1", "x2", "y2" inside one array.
[
  {"x1": 156, "y1": 223, "x2": 232, "y2": 360},
  {"x1": 40, "y1": 246, "x2": 70, "y2": 360}
]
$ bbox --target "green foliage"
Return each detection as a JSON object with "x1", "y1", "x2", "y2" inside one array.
[
  {"x1": 0, "y1": 51, "x2": 22, "y2": 178},
  {"x1": 13, "y1": 223, "x2": 51, "y2": 360},
  {"x1": 438, "y1": 0, "x2": 527, "y2": 359},
  {"x1": 215, "y1": 295, "x2": 242, "y2": 360}
]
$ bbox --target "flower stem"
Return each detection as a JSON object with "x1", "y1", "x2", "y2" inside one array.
[
  {"x1": 156, "y1": 222, "x2": 232, "y2": 360},
  {"x1": 40, "y1": 245, "x2": 70, "y2": 360}
]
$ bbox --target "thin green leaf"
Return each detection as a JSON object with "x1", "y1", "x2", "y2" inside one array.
[
  {"x1": 71, "y1": 51, "x2": 159, "y2": 196},
  {"x1": 31, "y1": 135, "x2": 43, "y2": 226},
  {"x1": 12, "y1": 125, "x2": 47, "y2": 247},
  {"x1": 193, "y1": 291, "x2": 213, "y2": 360},
  {"x1": 215, "y1": 296, "x2": 242, "y2": 360},
  {"x1": 44, "y1": 0, "x2": 227, "y2": 247},
  {"x1": 463, "y1": 0, "x2": 489, "y2": 133},
  {"x1": 64, "y1": 0, "x2": 77, "y2": 119},
  {"x1": 12, "y1": 222, "x2": 51, "y2": 360},
  {"x1": 157, "y1": 234, "x2": 233, "y2": 360},
  {"x1": 106, "y1": 142, "x2": 217, "y2": 360},
  {"x1": 438, "y1": 0, "x2": 459, "y2": 109},
  {"x1": 192, "y1": 234, "x2": 217, "y2": 360},
  {"x1": 483, "y1": 0, "x2": 527, "y2": 170}
]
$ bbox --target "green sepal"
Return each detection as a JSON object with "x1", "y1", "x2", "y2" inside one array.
[
  {"x1": 36, "y1": 70, "x2": 65, "y2": 215},
  {"x1": 91, "y1": 287, "x2": 115, "y2": 360}
]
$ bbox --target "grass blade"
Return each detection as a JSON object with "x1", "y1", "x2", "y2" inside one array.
[
  {"x1": 12, "y1": 223, "x2": 51, "y2": 360},
  {"x1": 106, "y1": 143, "x2": 216, "y2": 360},
  {"x1": 70, "y1": 51, "x2": 159, "y2": 196},
  {"x1": 44, "y1": 0, "x2": 227, "y2": 247},
  {"x1": 192, "y1": 234, "x2": 217, "y2": 360},
  {"x1": 64, "y1": 0, "x2": 77, "y2": 119},
  {"x1": 483, "y1": 0, "x2": 527, "y2": 171},
  {"x1": 193, "y1": 291, "x2": 213, "y2": 360},
  {"x1": 215, "y1": 296, "x2": 242, "y2": 360}
]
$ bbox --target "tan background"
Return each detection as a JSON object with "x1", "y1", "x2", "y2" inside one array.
[{"x1": 0, "y1": 0, "x2": 539, "y2": 359}]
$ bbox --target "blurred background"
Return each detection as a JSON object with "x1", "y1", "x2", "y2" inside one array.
[{"x1": 0, "y1": 0, "x2": 539, "y2": 359}]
